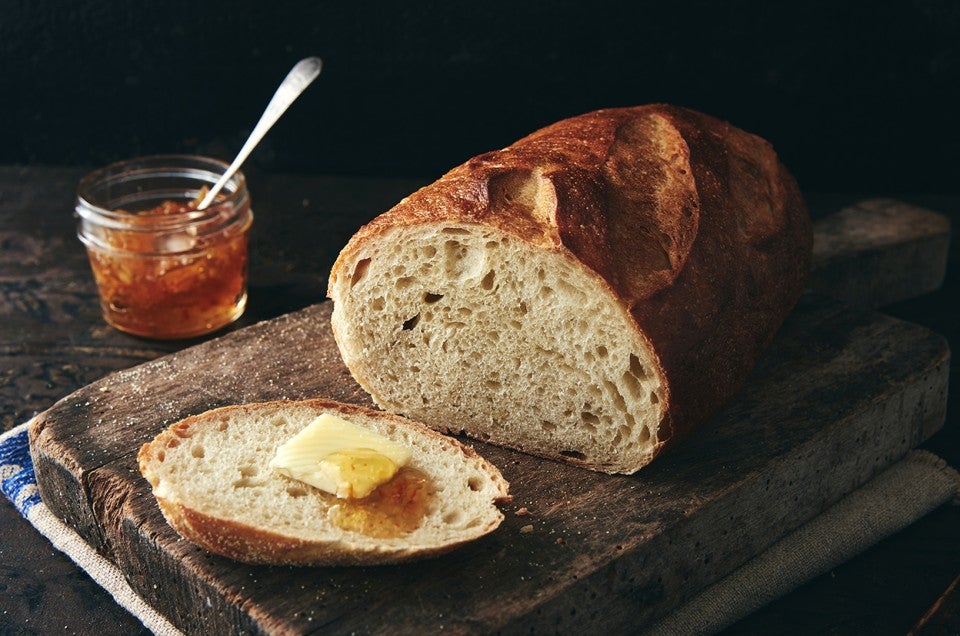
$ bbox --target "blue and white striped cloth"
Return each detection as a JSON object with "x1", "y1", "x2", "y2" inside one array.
[
  {"x1": 0, "y1": 421, "x2": 182, "y2": 636},
  {"x1": 0, "y1": 424, "x2": 41, "y2": 516}
]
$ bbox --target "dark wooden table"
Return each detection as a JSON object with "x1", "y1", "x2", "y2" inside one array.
[{"x1": 1, "y1": 165, "x2": 957, "y2": 635}]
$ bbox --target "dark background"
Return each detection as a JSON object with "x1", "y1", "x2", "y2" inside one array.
[
  {"x1": 1, "y1": 0, "x2": 958, "y2": 195},
  {"x1": 2, "y1": 4, "x2": 960, "y2": 633}
]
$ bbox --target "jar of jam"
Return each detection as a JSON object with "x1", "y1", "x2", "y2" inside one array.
[{"x1": 76, "y1": 155, "x2": 253, "y2": 339}]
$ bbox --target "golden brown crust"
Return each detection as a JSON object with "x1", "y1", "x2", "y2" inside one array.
[
  {"x1": 329, "y1": 104, "x2": 812, "y2": 463},
  {"x1": 154, "y1": 496, "x2": 500, "y2": 566},
  {"x1": 138, "y1": 399, "x2": 511, "y2": 566}
]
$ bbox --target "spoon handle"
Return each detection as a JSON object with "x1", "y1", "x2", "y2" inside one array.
[{"x1": 198, "y1": 57, "x2": 323, "y2": 209}]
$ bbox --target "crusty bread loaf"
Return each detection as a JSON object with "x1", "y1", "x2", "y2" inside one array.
[
  {"x1": 327, "y1": 104, "x2": 812, "y2": 474},
  {"x1": 137, "y1": 399, "x2": 510, "y2": 565}
]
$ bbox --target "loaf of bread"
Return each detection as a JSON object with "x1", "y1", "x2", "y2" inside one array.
[
  {"x1": 327, "y1": 104, "x2": 812, "y2": 474},
  {"x1": 137, "y1": 399, "x2": 510, "y2": 565}
]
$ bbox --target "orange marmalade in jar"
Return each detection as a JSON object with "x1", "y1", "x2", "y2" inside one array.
[{"x1": 76, "y1": 155, "x2": 253, "y2": 339}]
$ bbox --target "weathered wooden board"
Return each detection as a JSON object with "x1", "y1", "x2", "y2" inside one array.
[
  {"x1": 809, "y1": 198, "x2": 951, "y2": 308},
  {"x1": 28, "y1": 203, "x2": 951, "y2": 634}
]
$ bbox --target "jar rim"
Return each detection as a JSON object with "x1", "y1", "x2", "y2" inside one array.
[
  {"x1": 76, "y1": 154, "x2": 247, "y2": 228},
  {"x1": 75, "y1": 154, "x2": 252, "y2": 256}
]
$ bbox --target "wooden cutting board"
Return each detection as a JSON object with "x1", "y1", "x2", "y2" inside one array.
[{"x1": 29, "y1": 199, "x2": 950, "y2": 635}]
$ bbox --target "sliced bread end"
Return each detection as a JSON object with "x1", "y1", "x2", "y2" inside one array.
[{"x1": 138, "y1": 399, "x2": 511, "y2": 566}]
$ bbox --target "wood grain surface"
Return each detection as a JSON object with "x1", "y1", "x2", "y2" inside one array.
[
  {"x1": 810, "y1": 198, "x2": 950, "y2": 309},
  {"x1": 28, "y1": 211, "x2": 951, "y2": 633},
  {"x1": 3, "y1": 166, "x2": 956, "y2": 634}
]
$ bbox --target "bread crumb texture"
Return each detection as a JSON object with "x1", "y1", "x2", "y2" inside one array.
[
  {"x1": 138, "y1": 400, "x2": 510, "y2": 566},
  {"x1": 330, "y1": 224, "x2": 663, "y2": 473},
  {"x1": 328, "y1": 105, "x2": 812, "y2": 475}
]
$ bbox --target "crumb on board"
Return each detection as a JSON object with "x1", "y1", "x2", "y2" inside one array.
[
  {"x1": 515, "y1": 506, "x2": 531, "y2": 516},
  {"x1": 520, "y1": 524, "x2": 534, "y2": 534}
]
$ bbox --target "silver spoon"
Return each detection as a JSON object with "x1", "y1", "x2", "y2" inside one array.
[{"x1": 197, "y1": 56, "x2": 323, "y2": 210}]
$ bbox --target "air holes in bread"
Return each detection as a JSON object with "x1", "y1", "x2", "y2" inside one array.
[
  {"x1": 560, "y1": 450, "x2": 587, "y2": 461},
  {"x1": 234, "y1": 466, "x2": 264, "y2": 489},
  {"x1": 621, "y1": 370, "x2": 643, "y2": 400},
  {"x1": 480, "y1": 270, "x2": 495, "y2": 290},
  {"x1": 581, "y1": 411, "x2": 600, "y2": 428},
  {"x1": 444, "y1": 240, "x2": 468, "y2": 276},
  {"x1": 172, "y1": 422, "x2": 193, "y2": 438},
  {"x1": 350, "y1": 258, "x2": 371, "y2": 288},
  {"x1": 166, "y1": 437, "x2": 180, "y2": 449},
  {"x1": 138, "y1": 401, "x2": 511, "y2": 565},
  {"x1": 622, "y1": 353, "x2": 647, "y2": 400},
  {"x1": 604, "y1": 380, "x2": 627, "y2": 413},
  {"x1": 628, "y1": 354, "x2": 647, "y2": 379},
  {"x1": 611, "y1": 428, "x2": 624, "y2": 446},
  {"x1": 329, "y1": 222, "x2": 667, "y2": 474}
]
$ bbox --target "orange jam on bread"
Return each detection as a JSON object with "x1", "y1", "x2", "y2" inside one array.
[{"x1": 330, "y1": 466, "x2": 436, "y2": 538}]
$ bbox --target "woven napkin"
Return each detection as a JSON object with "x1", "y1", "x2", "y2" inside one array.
[
  {"x1": 2, "y1": 419, "x2": 957, "y2": 636},
  {"x1": 0, "y1": 422, "x2": 183, "y2": 636},
  {"x1": 643, "y1": 448, "x2": 960, "y2": 635}
]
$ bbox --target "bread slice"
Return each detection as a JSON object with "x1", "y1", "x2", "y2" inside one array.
[
  {"x1": 137, "y1": 399, "x2": 510, "y2": 566},
  {"x1": 327, "y1": 104, "x2": 812, "y2": 474}
]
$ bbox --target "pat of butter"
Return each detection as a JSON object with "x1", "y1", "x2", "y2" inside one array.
[{"x1": 269, "y1": 413, "x2": 411, "y2": 499}]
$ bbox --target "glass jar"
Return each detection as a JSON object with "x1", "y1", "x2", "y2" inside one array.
[{"x1": 76, "y1": 155, "x2": 253, "y2": 339}]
